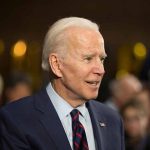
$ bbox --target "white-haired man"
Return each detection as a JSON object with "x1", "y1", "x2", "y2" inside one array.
[{"x1": 0, "y1": 17, "x2": 125, "y2": 150}]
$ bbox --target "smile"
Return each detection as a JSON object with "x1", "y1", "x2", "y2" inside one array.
[{"x1": 86, "y1": 81, "x2": 100, "y2": 86}]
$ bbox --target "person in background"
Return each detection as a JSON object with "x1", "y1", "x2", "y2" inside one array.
[
  {"x1": 105, "y1": 74, "x2": 142, "y2": 111},
  {"x1": 3, "y1": 71, "x2": 32, "y2": 104},
  {"x1": 0, "y1": 17, "x2": 125, "y2": 150},
  {"x1": 120, "y1": 99, "x2": 150, "y2": 150},
  {"x1": 135, "y1": 83, "x2": 150, "y2": 131}
]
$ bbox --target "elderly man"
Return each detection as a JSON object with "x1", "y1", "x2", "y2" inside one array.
[
  {"x1": 105, "y1": 74, "x2": 142, "y2": 111},
  {"x1": 0, "y1": 17, "x2": 125, "y2": 150}
]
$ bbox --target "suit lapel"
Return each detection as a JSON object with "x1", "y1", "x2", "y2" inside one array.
[
  {"x1": 34, "y1": 89, "x2": 72, "y2": 150},
  {"x1": 86, "y1": 101, "x2": 107, "y2": 150}
]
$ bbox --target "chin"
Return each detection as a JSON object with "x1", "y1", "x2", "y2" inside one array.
[{"x1": 84, "y1": 94, "x2": 98, "y2": 101}]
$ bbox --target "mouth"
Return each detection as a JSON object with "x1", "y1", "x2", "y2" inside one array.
[{"x1": 86, "y1": 81, "x2": 100, "y2": 87}]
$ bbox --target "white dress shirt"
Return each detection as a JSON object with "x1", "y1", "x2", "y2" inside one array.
[{"x1": 46, "y1": 83, "x2": 96, "y2": 150}]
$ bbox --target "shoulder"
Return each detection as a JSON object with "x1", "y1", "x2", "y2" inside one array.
[
  {"x1": 88, "y1": 100, "x2": 118, "y2": 114},
  {"x1": 88, "y1": 100, "x2": 121, "y2": 122},
  {"x1": 0, "y1": 88, "x2": 47, "y2": 118}
]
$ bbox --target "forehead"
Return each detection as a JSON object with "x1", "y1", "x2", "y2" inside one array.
[
  {"x1": 66, "y1": 26, "x2": 103, "y2": 42},
  {"x1": 62, "y1": 26, "x2": 105, "y2": 57}
]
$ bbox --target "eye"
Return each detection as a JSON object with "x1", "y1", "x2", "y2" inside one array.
[
  {"x1": 84, "y1": 56, "x2": 93, "y2": 62},
  {"x1": 85, "y1": 57, "x2": 92, "y2": 61},
  {"x1": 100, "y1": 56, "x2": 106, "y2": 64}
]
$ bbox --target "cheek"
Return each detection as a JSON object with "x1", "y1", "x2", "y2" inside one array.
[
  {"x1": 62, "y1": 62, "x2": 87, "y2": 79},
  {"x1": 140, "y1": 119, "x2": 148, "y2": 129},
  {"x1": 62, "y1": 65, "x2": 90, "y2": 90},
  {"x1": 60, "y1": 66, "x2": 81, "y2": 88}
]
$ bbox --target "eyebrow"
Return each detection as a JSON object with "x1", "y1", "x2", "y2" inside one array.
[
  {"x1": 82, "y1": 54, "x2": 95, "y2": 57},
  {"x1": 82, "y1": 53, "x2": 107, "y2": 59}
]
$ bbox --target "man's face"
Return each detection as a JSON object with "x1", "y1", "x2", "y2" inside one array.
[{"x1": 52, "y1": 27, "x2": 106, "y2": 104}]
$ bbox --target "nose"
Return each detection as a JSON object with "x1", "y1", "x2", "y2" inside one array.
[{"x1": 93, "y1": 60, "x2": 105, "y2": 76}]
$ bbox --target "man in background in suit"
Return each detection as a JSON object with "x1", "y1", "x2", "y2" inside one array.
[{"x1": 0, "y1": 17, "x2": 125, "y2": 150}]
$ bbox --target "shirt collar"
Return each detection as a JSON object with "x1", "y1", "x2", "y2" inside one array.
[
  {"x1": 76, "y1": 104, "x2": 87, "y2": 119},
  {"x1": 46, "y1": 83, "x2": 87, "y2": 120}
]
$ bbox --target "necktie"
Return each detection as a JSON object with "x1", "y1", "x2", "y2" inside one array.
[{"x1": 70, "y1": 109, "x2": 89, "y2": 150}]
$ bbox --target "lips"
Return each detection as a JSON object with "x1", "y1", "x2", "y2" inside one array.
[{"x1": 86, "y1": 81, "x2": 100, "y2": 86}]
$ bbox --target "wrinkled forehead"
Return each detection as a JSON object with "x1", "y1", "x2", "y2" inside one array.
[
  {"x1": 67, "y1": 26, "x2": 103, "y2": 40},
  {"x1": 64, "y1": 26, "x2": 104, "y2": 49}
]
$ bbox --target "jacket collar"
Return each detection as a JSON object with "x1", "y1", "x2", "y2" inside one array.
[
  {"x1": 86, "y1": 101, "x2": 108, "y2": 150},
  {"x1": 34, "y1": 89, "x2": 72, "y2": 150}
]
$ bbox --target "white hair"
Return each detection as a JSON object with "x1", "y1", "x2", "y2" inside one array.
[{"x1": 41, "y1": 17, "x2": 99, "y2": 71}]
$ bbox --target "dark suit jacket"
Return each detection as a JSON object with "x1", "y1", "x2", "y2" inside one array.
[{"x1": 0, "y1": 88, "x2": 125, "y2": 150}]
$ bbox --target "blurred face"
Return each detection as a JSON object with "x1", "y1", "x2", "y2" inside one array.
[
  {"x1": 50, "y1": 27, "x2": 106, "y2": 106},
  {"x1": 114, "y1": 78, "x2": 142, "y2": 108},
  {"x1": 123, "y1": 107, "x2": 148, "y2": 138},
  {"x1": 136, "y1": 90, "x2": 150, "y2": 112}
]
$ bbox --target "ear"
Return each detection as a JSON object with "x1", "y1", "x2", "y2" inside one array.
[{"x1": 48, "y1": 53, "x2": 63, "y2": 77}]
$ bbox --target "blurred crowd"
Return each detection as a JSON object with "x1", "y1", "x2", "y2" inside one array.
[
  {"x1": 0, "y1": 71, "x2": 32, "y2": 106},
  {"x1": 0, "y1": 71, "x2": 150, "y2": 150},
  {"x1": 105, "y1": 74, "x2": 150, "y2": 150}
]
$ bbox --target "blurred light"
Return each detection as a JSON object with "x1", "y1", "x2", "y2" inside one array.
[
  {"x1": 0, "y1": 39, "x2": 5, "y2": 55},
  {"x1": 116, "y1": 69, "x2": 129, "y2": 79},
  {"x1": 133, "y1": 42, "x2": 147, "y2": 60},
  {"x1": 12, "y1": 40, "x2": 27, "y2": 57}
]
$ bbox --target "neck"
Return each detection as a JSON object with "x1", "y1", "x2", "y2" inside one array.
[{"x1": 51, "y1": 80, "x2": 86, "y2": 108}]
